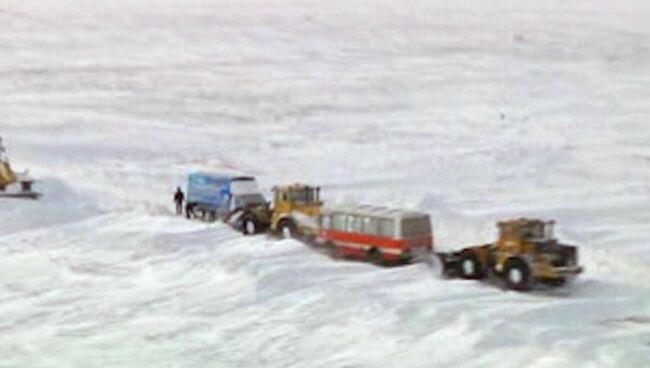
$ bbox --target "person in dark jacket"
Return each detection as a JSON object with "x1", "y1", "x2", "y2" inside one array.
[{"x1": 174, "y1": 187, "x2": 185, "y2": 215}]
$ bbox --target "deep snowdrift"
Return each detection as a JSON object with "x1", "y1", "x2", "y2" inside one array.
[{"x1": 1, "y1": 0, "x2": 649, "y2": 367}]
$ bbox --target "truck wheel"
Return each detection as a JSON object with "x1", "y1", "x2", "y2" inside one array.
[
  {"x1": 504, "y1": 257, "x2": 534, "y2": 291},
  {"x1": 241, "y1": 216, "x2": 258, "y2": 235},
  {"x1": 368, "y1": 248, "x2": 384, "y2": 266},
  {"x1": 278, "y1": 219, "x2": 298, "y2": 239},
  {"x1": 459, "y1": 251, "x2": 485, "y2": 280}
]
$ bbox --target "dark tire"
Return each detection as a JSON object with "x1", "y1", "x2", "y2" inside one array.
[
  {"x1": 368, "y1": 248, "x2": 384, "y2": 266},
  {"x1": 459, "y1": 251, "x2": 485, "y2": 280},
  {"x1": 325, "y1": 242, "x2": 342, "y2": 259},
  {"x1": 541, "y1": 278, "x2": 567, "y2": 287},
  {"x1": 208, "y1": 211, "x2": 217, "y2": 223},
  {"x1": 241, "y1": 216, "x2": 259, "y2": 236},
  {"x1": 303, "y1": 233, "x2": 316, "y2": 244},
  {"x1": 504, "y1": 257, "x2": 535, "y2": 291},
  {"x1": 277, "y1": 219, "x2": 298, "y2": 239}
]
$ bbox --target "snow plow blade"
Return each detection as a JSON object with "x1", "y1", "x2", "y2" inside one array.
[{"x1": 0, "y1": 191, "x2": 41, "y2": 200}]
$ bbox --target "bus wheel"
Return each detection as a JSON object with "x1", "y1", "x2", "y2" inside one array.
[
  {"x1": 326, "y1": 242, "x2": 342, "y2": 259},
  {"x1": 368, "y1": 248, "x2": 384, "y2": 266}
]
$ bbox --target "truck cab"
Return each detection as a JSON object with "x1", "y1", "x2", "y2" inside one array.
[{"x1": 185, "y1": 172, "x2": 266, "y2": 221}]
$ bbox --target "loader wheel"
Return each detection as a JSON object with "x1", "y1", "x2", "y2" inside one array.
[
  {"x1": 459, "y1": 251, "x2": 485, "y2": 280},
  {"x1": 504, "y1": 258, "x2": 534, "y2": 291},
  {"x1": 241, "y1": 216, "x2": 259, "y2": 236},
  {"x1": 278, "y1": 219, "x2": 298, "y2": 239}
]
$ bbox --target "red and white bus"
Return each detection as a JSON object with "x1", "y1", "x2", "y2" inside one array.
[{"x1": 318, "y1": 204, "x2": 434, "y2": 264}]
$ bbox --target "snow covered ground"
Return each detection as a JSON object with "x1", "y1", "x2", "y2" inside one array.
[{"x1": 1, "y1": 0, "x2": 650, "y2": 366}]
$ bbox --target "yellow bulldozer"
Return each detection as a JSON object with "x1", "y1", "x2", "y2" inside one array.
[
  {"x1": 439, "y1": 218, "x2": 583, "y2": 291},
  {"x1": 0, "y1": 137, "x2": 40, "y2": 200}
]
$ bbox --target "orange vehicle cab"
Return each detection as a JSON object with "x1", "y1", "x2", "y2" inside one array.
[{"x1": 318, "y1": 204, "x2": 434, "y2": 264}]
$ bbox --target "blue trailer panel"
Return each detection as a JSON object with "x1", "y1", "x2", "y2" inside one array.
[{"x1": 187, "y1": 172, "x2": 232, "y2": 210}]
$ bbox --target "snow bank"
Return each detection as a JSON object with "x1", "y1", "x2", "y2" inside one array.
[{"x1": 1, "y1": 0, "x2": 649, "y2": 366}]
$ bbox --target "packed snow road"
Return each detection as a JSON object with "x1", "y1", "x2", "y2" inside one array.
[{"x1": 1, "y1": 0, "x2": 650, "y2": 367}]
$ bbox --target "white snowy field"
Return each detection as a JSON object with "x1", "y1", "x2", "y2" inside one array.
[{"x1": 1, "y1": 0, "x2": 650, "y2": 367}]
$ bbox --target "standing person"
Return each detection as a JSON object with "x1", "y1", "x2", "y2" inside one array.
[{"x1": 174, "y1": 187, "x2": 185, "y2": 215}]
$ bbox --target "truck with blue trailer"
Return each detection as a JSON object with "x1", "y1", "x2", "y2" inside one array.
[
  {"x1": 185, "y1": 172, "x2": 269, "y2": 231},
  {"x1": 184, "y1": 172, "x2": 326, "y2": 237}
]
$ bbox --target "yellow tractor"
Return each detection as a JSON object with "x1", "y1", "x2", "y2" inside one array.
[
  {"x1": 269, "y1": 184, "x2": 323, "y2": 239},
  {"x1": 439, "y1": 218, "x2": 583, "y2": 291},
  {"x1": 0, "y1": 137, "x2": 40, "y2": 200},
  {"x1": 236, "y1": 184, "x2": 324, "y2": 237}
]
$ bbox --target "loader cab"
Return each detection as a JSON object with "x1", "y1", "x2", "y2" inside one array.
[
  {"x1": 272, "y1": 185, "x2": 323, "y2": 216},
  {"x1": 496, "y1": 218, "x2": 556, "y2": 254},
  {"x1": 270, "y1": 184, "x2": 324, "y2": 237},
  {"x1": 498, "y1": 219, "x2": 554, "y2": 240}
]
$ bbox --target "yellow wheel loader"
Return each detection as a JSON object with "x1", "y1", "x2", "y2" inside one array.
[
  {"x1": 439, "y1": 218, "x2": 583, "y2": 291},
  {"x1": 269, "y1": 184, "x2": 323, "y2": 239},
  {"x1": 0, "y1": 138, "x2": 40, "y2": 200},
  {"x1": 234, "y1": 184, "x2": 324, "y2": 238}
]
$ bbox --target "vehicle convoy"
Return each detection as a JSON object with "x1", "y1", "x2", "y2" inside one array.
[
  {"x1": 438, "y1": 218, "x2": 583, "y2": 291},
  {"x1": 181, "y1": 173, "x2": 582, "y2": 290},
  {"x1": 317, "y1": 204, "x2": 434, "y2": 265},
  {"x1": 0, "y1": 137, "x2": 40, "y2": 200}
]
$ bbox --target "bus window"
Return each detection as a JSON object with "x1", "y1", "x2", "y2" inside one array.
[
  {"x1": 332, "y1": 213, "x2": 346, "y2": 231},
  {"x1": 362, "y1": 217, "x2": 379, "y2": 235},
  {"x1": 348, "y1": 215, "x2": 362, "y2": 233},
  {"x1": 401, "y1": 216, "x2": 432, "y2": 238},
  {"x1": 379, "y1": 218, "x2": 395, "y2": 237},
  {"x1": 321, "y1": 215, "x2": 332, "y2": 229}
]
